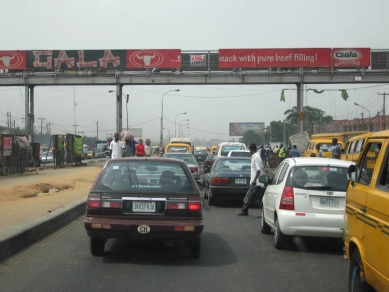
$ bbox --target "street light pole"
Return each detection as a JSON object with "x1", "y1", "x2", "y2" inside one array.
[
  {"x1": 109, "y1": 90, "x2": 129, "y2": 131},
  {"x1": 175, "y1": 112, "x2": 186, "y2": 137},
  {"x1": 160, "y1": 89, "x2": 180, "y2": 149},
  {"x1": 354, "y1": 102, "x2": 371, "y2": 130},
  {"x1": 179, "y1": 119, "x2": 189, "y2": 137}
]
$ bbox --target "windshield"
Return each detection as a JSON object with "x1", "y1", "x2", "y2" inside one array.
[
  {"x1": 163, "y1": 154, "x2": 196, "y2": 164},
  {"x1": 287, "y1": 165, "x2": 349, "y2": 191},
  {"x1": 94, "y1": 160, "x2": 195, "y2": 193},
  {"x1": 221, "y1": 145, "x2": 245, "y2": 156}
]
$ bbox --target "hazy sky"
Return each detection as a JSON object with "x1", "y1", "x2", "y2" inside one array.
[{"x1": 1, "y1": 0, "x2": 389, "y2": 143}]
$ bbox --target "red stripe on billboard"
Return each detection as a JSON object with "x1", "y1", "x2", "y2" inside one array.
[
  {"x1": 219, "y1": 48, "x2": 332, "y2": 68},
  {"x1": 332, "y1": 48, "x2": 370, "y2": 67},
  {"x1": 126, "y1": 49, "x2": 181, "y2": 68},
  {"x1": 0, "y1": 51, "x2": 26, "y2": 69}
]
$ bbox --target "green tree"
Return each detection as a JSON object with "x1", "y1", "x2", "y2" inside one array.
[{"x1": 240, "y1": 130, "x2": 262, "y2": 146}]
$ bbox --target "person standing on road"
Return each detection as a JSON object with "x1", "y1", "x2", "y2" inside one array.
[
  {"x1": 259, "y1": 145, "x2": 267, "y2": 168},
  {"x1": 316, "y1": 144, "x2": 326, "y2": 157},
  {"x1": 135, "y1": 139, "x2": 145, "y2": 157},
  {"x1": 110, "y1": 133, "x2": 125, "y2": 159},
  {"x1": 91, "y1": 147, "x2": 95, "y2": 159},
  {"x1": 124, "y1": 136, "x2": 137, "y2": 157},
  {"x1": 238, "y1": 143, "x2": 265, "y2": 216},
  {"x1": 278, "y1": 143, "x2": 286, "y2": 165},
  {"x1": 289, "y1": 145, "x2": 300, "y2": 158},
  {"x1": 144, "y1": 139, "x2": 152, "y2": 157},
  {"x1": 331, "y1": 138, "x2": 342, "y2": 159}
]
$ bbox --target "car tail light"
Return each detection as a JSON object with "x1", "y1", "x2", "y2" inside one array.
[
  {"x1": 167, "y1": 202, "x2": 186, "y2": 210},
  {"x1": 188, "y1": 202, "x2": 201, "y2": 211},
  {"x1": 279, "y1": 186, "x2": 294, "y2": 210},
  {"x1": 87, "y1": 198, "x2": 100, "y2": 208},
  {"x1": 191, "y1": 167, "x2": 199, "y2": 173},
  {"x1": 211, "y1": 177, "x2": 231, "y2": 184},
  {"x1": 174, "y1": 226, "x2": 195, "y2": 231},
  {"x1": 102, "y1": 201, "x2": 121, "y2": 208}
]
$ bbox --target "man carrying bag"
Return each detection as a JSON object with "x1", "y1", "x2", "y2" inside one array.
[{"x1": 238, "y1": 143, "x2": 266, "y2": 216}]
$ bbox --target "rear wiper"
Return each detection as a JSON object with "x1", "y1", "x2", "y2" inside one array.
[{"x1": 304, "y1": 186, "x2": 332, "y2": 190}]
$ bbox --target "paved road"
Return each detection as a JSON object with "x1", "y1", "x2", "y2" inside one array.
[{"x1": 0, "y1": 199, "x2": 348, "y2": 292}]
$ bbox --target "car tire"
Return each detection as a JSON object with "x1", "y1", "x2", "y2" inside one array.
[
  {"x1": 187, "y1": 238, "x2": 201, "y2": 259},
  {"x1": 260, "y1": 208, "x2": 272, "y2": 234},
  {"x1": 349, "y1": 249, "x2": 374, "y2": 292},
  {"x1": 274, "y1": 216, "x2": 289, "y2": 250},
  {"x1": 90, "y1": 238, "x2": 105, "y2": 256}
]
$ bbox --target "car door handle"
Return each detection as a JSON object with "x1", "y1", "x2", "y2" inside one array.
[{"x1": 360, "y1": 207, "x2": 366, "y2": 213}]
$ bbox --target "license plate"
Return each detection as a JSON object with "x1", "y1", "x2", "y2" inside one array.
[
  {"x1": 320, "y1": 197, "x2": 339, "y2": 208},
  {"x1": 133, "y1": 201, "x2": 156, "y2": 212},
  {"x1": 235, "y1": 178, "x2": 247, "y2": 184}
]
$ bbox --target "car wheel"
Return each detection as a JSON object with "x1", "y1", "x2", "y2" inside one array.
[
  {"x1": 349, "y1": 249, "x2": 374, "y2": 291},
  {"x1": 90, "y1": 238, "x2": 105, "y2": 256},
  {"x1": 208, "y1": 189, "x2": 215, "y2": 206},
  {"x1": 187, "y1": 238, "x2": 201, "y2": 258},
  {"x1": 260, "y1": 208, "x2": 272, "y2": 234},
  {"x1": 274, "y1": 216, "x2": 289, "y2": 250}
]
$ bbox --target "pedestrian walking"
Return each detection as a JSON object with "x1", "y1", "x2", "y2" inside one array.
[
  {"x1": 331, "y1": 138, "x2": 342, "y2": 159},
  {"x1": 237, "y1": 143, "x2": 266, "y2": 217},
  {"x1": 316, "y1": 144, "x2": 326, "y2": 157},
  {"x1": 136, "y1": 139, "x2": 145, "y2": 157},
  {"x1": 110, "y1": 133, "x2": 125, "y2": 159},
  {"x1": 289, "y1": 145, "x2": 300, "y2": 157},
  {"x1": 91, "y1": 147, "x2": 95, "y2": 159}
]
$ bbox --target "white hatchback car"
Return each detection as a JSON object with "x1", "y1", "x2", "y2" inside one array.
[{"x1": 260, "y1": 157, "x2": 354, "y2": 249}]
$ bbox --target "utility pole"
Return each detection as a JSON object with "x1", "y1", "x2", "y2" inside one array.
[
  {"x1": 39, "y1": 117, "x2": 46, "y2": 140},
  {"x1": 96, "y1": 121, "x2": 99, "y2": 140},
  {"x1": 378, "y1": 92, "x2": 388, "y2": 130},
  {"x1": 46, "y1": 123, "x2": 53, "y2": 135},
  {"x1": 73, "y1": 124, "x2": 79, "y2": 134}
]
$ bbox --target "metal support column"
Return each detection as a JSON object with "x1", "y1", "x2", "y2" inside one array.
[
  {"x1": 296, "y1": 83, "x2": 304, "y2": 133},
  {"x1": 25, "y1": 85, "x2": 29, "y2": 135},
  {"x1": 29, "y1": 86, "x2": 35, "y2": 142},
  {"x1": 116, "y1": 84, "x2": 123, "y2": 134}
]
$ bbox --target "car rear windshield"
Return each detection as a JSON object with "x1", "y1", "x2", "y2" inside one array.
[
  {"x1": 287, "y1": 165, "x2": 349, "y2": 191},
  {"x1": 214, "y1": 158, "x2": 251, "y2": 171},
  {"x1": 167, "y1": 146, "x2": 190, "y2": 153},
  {"x1": 221, "y1": 145, "x2": 245, "y2": 156},
  {"x1": 230, "y1": 151, "x2": 251, "y2": 157},
  {"x1": 93, "y1": 160, "x2": 196, "y2": 193}
]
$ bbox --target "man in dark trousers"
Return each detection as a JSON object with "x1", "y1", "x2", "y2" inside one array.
[{"x1": 237, "y1": 143, "x2": 266, "y2": 216}]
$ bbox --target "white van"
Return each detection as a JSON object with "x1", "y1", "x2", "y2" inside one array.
[{"x1": 215, "y1": 142, "x2": 247, "y2": 157}]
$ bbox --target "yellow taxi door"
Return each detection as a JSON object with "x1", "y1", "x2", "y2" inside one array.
[
  {"x1": 362, "y1": 140, "x2": 389, "y2": 288},
  {"x1": 345, "y1": 141, "x2": 380, "y2": 241}
]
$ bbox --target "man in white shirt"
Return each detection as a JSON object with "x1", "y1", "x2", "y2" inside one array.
[
  {"x1": 109, "y1": 133, "x2": 125, "y2": 159},
  {"x1": 238, "y1": 143, "x2": 265, "y2": 216}
]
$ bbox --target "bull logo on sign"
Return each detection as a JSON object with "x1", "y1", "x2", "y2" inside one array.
[
  {"x1": 0, "y1": 55, "x2": 15, "y2": 66},
  {"x1": 136, "y1": 54, "x2": 156, "y2": 66}
]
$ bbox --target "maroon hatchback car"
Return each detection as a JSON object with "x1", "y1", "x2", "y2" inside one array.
[{"x1": 84, "y1": 158, "x2": 205, "y2": 258}]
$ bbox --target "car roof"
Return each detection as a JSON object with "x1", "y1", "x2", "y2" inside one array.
[{"x1": 286, "y1": 157, "x2": 355, "y2": 167}]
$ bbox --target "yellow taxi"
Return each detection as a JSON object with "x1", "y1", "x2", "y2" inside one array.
[
  {"x1": 344, "y1": 130, "x2": 389, "y2": 291},
  {"x1": 340, "y1": 132, "x2": 372, "y2": 163}
]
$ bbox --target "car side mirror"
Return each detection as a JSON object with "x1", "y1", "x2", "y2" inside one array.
[
  {"x1": 204, "y1": 168, "x2": 210, "y2": 173},
  {"x1": 259, "y1": 174, "x2": 269, "y2": 187}
]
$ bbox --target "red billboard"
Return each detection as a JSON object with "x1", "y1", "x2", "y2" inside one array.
[
  {"x1": 219, "y1": 48, "x2": 333, "y2": 68},
  {"x1": 0, "y1": 51, "x2": 26, "y2": 69},
  {"x1": 332, "y1": 48, "x2": 370, "y2": 67},
  {"x1": 2, "y1": 136, "x2": 13, "y2": 156},
  {"x1": 126, "y1": 49, "x2": 181, "y2": 68}
]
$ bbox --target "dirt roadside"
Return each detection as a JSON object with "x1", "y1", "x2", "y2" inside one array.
[{"x1": 0, "y1": 161, "x2": 105, "y2": 237}]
